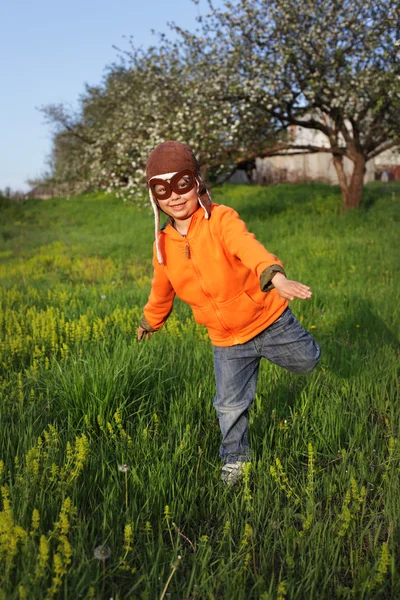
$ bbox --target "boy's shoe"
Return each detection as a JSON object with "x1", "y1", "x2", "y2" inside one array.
[{"x1": 221, "y1": 461, "x2": 246, "y2": 486}]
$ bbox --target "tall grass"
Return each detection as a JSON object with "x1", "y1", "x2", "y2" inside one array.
[{"x1": 0, "y1": 182, "x2": 399, "y2": 599}]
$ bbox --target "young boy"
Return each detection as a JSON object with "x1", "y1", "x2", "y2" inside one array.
[{"x1": 138, "y1": 141, "x2": 321, "y2": 485}]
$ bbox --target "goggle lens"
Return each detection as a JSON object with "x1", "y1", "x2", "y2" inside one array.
[{"x1": 150, "y1": 170, "x2": 195, "y2": 200}]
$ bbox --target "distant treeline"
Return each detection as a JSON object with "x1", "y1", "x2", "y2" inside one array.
[{"x1": 39, "y1": 0, "x2": 400, "y2": 210}]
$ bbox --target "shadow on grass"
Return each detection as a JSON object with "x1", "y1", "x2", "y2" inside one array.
[
  {"x1": 321, "y1": 297, "x2": 399, "y2": 378},
  {"x1": 235, "y1": 183, "x2": 335, "y2": 221},
  {"x1": 211, "y1": 180, "x2": 335, "y2": 215},
  {"x1": 216, "y1": 181, "x2": 400, "y2": 221},
  {"x1": 362, "y1": 182, "x2": 400, "y2": 210}
]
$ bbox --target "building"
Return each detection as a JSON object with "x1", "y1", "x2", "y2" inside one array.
[
  {"x1": 254, "y1": 125, "x2": 400, "y2": 185},
  {"x1": 25, "y1": 184, "x2": 56, "y2": 200}
]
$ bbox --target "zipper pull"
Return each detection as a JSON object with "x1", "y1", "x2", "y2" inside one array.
[{"x1": 185, "y1": 244, "x2": 190, "y2": 259}]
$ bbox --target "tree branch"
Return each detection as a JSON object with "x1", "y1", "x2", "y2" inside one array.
[
  {"x1": 204, "y1": 143, "x2": 349, "y2": 172},
  {"x1": 367, "y1": 139, "x2": 400, "y2": 161}
]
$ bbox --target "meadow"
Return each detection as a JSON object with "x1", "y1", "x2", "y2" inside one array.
[{"x1": 0, "y1": 181, "x2": 399, "y2": 599}]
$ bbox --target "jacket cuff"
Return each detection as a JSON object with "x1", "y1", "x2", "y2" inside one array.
[
  {"x1": 260, "y1": 265, "x2": 286, "y2": 292},
  {"x1": 139, "y1": 315, "x2": 158, "y2": 332}
]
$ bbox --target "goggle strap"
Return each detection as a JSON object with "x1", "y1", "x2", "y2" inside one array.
[
  {"x1": 196, "y1": 176, "x2": 210, "y2": 220},
  {"x1": 149, "y1": 171, "x2": 178, "y2": 182},
  {"x1": 198, "y1": 193, "x2": 210, "y2": 220},
  {"x1": 148, "y1": 188, "x2": 163, "y2": 264}
]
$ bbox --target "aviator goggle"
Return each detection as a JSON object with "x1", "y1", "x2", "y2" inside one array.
[{"x1": 149, "y1": 169, "x2": 196, "y2": 201}]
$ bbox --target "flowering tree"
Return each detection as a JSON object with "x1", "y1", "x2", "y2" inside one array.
[
  {"x1": 43, "y1": 40, "x2": 280, "y2": 202},
  {"x1": 43, "y1": 0, "x2": 400, "y2": 208},
  {"x1": 178, "y1": 0, "x2": 400, "y2": 208}
]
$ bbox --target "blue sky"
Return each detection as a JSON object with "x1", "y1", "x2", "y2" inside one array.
[{"x1": 0, "y1": 0, "x2": 223, "y2": 192}]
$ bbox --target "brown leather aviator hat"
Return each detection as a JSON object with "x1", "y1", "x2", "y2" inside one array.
[
  {"x1": 145, "y1": 141, "x2": 212, "y2": 264},
  {"x1": 146, "y1": 141, "x2": 200, "y2": 180}
]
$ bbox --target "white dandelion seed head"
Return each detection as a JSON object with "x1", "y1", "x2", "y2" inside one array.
[
  {"x1": 94, "y1": 545, "x2": 111, "y2": 560},
  {"x1": 118, "y1": 464, "x2": 130, "y2": 473}
]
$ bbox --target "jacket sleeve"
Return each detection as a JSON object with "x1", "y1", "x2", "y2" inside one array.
[
  {"x1": 216, "y1": 206, "x2": 286, "y2": 289},
  {"x1": 142, "y1": 243, "x2": 176, "y2": 330}
]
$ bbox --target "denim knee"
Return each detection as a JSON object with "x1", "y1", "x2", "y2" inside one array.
[{"x1": 295, "y1": 340, "x2": 321, "y2": 374}]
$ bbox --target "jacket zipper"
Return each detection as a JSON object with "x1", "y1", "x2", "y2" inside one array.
[
  {"x1": 179, "y1": 219, "x2": 193, "y2": 260},
  {"x1": 186, "y1": 239, "x2": 238, "y2": 342}
]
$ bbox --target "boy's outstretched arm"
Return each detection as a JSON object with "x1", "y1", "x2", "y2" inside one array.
[
  {"x1": 217, "y1": 206, "x2": 313, "y2": 303},
  {"x1": 271, "y1": 272, "x2": 312, "y2": 302}
]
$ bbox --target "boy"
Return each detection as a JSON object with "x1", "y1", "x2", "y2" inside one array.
[{"x1": 138, "y1": 141, "x2": 321, "y2": 485}]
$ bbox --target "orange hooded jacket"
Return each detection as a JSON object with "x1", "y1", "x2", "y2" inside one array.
[{"x1": 143, "y1": 203, "x2": 288, "y2": 347}]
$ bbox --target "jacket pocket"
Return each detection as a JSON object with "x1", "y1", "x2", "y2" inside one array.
[
  {"x1": 191, "y1": 292, "x2": 265, "y2": 332},
  {"x1": 217, "y1": 291, "x2": 264, "y2": 330},
  {"x1": 191, "y1": 304, "x2": 215, "y2": 327}
]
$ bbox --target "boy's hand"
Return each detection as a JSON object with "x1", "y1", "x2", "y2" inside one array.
[
  {"x1": 137, "y1": 326, "x2": 154, "y2": 341},
  {"x1": 271, "y1": 272, "x2": 312, "y2": 301}
]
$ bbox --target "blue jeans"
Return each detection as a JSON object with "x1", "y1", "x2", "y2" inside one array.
[{"x1": 213, "y1": 307, "x2": 321, "y2": 463}]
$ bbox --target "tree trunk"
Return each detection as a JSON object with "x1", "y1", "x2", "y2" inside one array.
[
  {"x1": 332, "y1": 155, "x2": 349, "y2": 208},
  {"x1": 332, "y1": 153, "x2": 366, "y2": 210},
  {"x1": 347, "y1": 154, "x2": 366, "y2": 209}
]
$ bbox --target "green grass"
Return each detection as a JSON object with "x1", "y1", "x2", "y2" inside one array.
[{"x1": 0, "y1": 182, "x2": 399, "y2": 599}]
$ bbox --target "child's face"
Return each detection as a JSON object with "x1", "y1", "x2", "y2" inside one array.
[{"x1": 153, "y1": 172, "x2": 199, "y2": 222}]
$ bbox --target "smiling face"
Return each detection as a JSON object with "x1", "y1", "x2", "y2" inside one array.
[
  {"x1": 150, "y1": 170, "x2": 200, "y2": 233},
  {"x1": 156, "y1": 183, "x2": 199, "y2": 225}
]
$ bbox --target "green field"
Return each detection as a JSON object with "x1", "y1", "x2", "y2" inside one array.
[{"x1": 0, "y1": 182, "x2": 399, "y2": 599}]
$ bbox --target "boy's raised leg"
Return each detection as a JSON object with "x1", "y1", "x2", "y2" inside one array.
[{"x1": 257, "y1": 308, "x2": 321, "y2": 373}]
